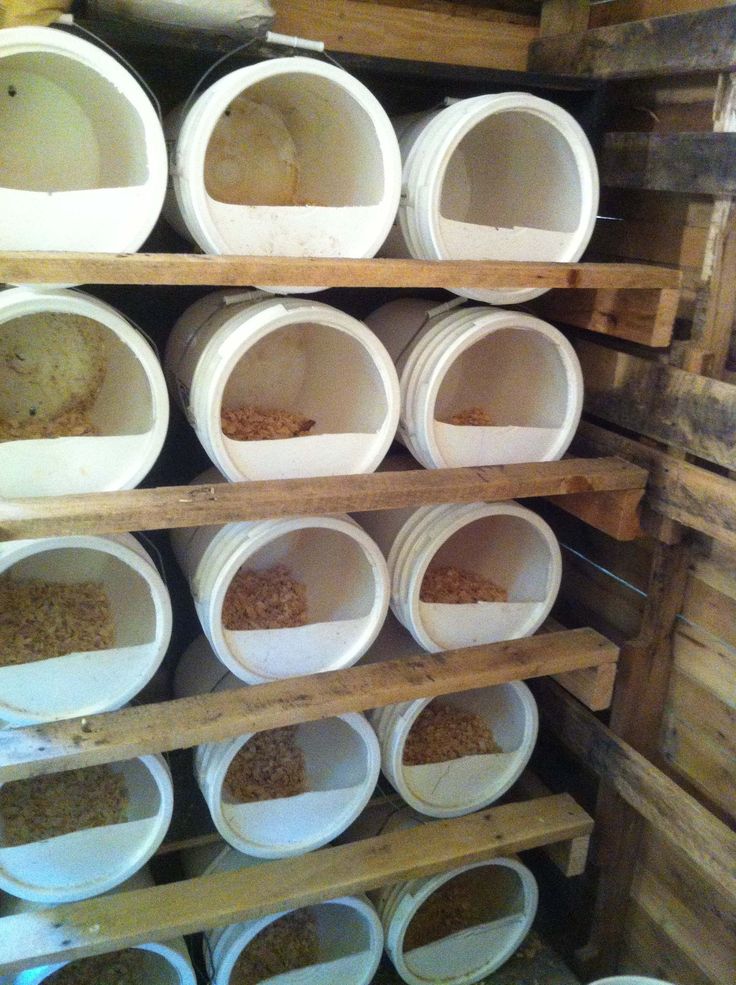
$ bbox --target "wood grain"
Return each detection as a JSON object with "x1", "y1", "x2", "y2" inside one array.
[
  {"x1": 0, "y1": 457, "x2": 647, "y2": 540},
  {"x1": 531, "y1": 287, "x2": 679, "y2": 347},
  {"x1": 0, "y1": 794, "x2": 592, "y2": 973},
  {"x1": 601, "y1": 132, "x2": 736, "y2": 195},
  {"x1": 0, "y1": 253, "x2": 682, "y2": 289},
  {"x1": 0, "y1": 628, "x2": 618, "y2": 781}
]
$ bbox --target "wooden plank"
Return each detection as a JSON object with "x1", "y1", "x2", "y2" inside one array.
[
  {"x1": 532, "y1": 679, "x2": 736, "y2": 904},
  {"x1": 0, "y1": 253, "x2": 683, "y2": 289},
  {"x1": 621, "y1": 898, "x2": 715, "y2": 985},
  {"x1": 548, "y1": 486, "x2": 645, "y2": 541},
  {"x1": 0, "y1": 456, "x2": 647, "y2": 540},
  {"x1": 577, "y1": 341, "x2": 736, "y2": 469},
  {"x1": 539, "y1": 0, "x2": 588, "y2": 35},
  {"x1": 601, "y1": 132, "x2": 736, "y2": 196},
  {"x1": 531, "y1": 287, "x2": 679, "y2": 347},
  {"x1": 271, "y1": 0, "x2": 537, "y2": 71},
  {"x1": 574, "y1": 422, "x2": 736, "y2": 548},
  {"x1": 528, "y1": 6, "x2": 736, "y2": 79},
  {"x1": 0, "y1": 794, "x2": 593, "y2": 973},
  {"x1": 513, "y1": 772, "x2": 591, "y2": 875},
  {"x1": 0, "y1": 628, "x2": 618, "y2": 781},
  {"x1": 589, "y1": 1, "x2": 729, "y2": 29},
  {"x1": 591, "y1": 217, "x2": 709, "y2": 269},
  {"x1": 553, "y1": 660, "x2": 618, "y2": 711}
]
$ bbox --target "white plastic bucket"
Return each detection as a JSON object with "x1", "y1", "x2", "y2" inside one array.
[
  {"x1": 0, "y1": 27, "x2": 167, "y2": 254},
  {"x1": 0, "y1": 754, "x2": 173, "y2": 903},
  {"x1": 2, "y1": 869, "x2": 197, "y2": 985},
  {"x1": 370, "y1": 682, "x2": 538, "y2": 818},
  {"x1": 171, "y1": 480, "x2": 390, "y2": 682},
  {"x1": 383, "y1": 93, "x2": 599, "y2": 305},
  {"x1": 355, "y1": 502, "x2": 562, "y2": 652},
  {"x1": 87, "y1": 1, "x2": 273, "y2": 34},
  {"x1": 0, "y1": 287, "x2": 169, "y2": 498},
  {"x1": 589, "y1": 980, "x2": 676, "y2": 985},
  {"x1": 365, "y1": 809, "x2": 538, "y2": 985},
  {"x1": 165, "y1": 290, "x2": 400, "y2": 481},
  {"x1": 0, "y1": 533, "x2": 172, "y2": 728},
  {"x1": 175, "y1": 636, "x2": 380, "y2": 858},
  {"x1": 164, "y1": 56, "x2": 401, "y2": 280},
  {"x1": 366, "y1": 298, "x2": 583, "y2": 469},
  {"x1": 184, "y1": 843, "x2": 383, "y2": 985}
]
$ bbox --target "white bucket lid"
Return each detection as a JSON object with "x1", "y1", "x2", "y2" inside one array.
[
  {"x1": 0, "y1": 27, "x2": 167, "y2": 255},
  {"x1": 0, "y1": 533, "x2": 172, "y2": 727},
  {"x1": 0, "y1": 287, "x2": 169, "y2": 498},
  {"x1": 0, "y1": 754, "x2": 173, "y2": 903}
]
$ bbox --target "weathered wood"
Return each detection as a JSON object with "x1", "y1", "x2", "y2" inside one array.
[
  {"x1": 532, "y1": 679, "x2": 736, "y2": 904},
  {"x1": 601, "y1": 132, "x2": 736, "y2": 195},
  {"x1": 0, "y1": 253, "x2": 682, "y2": 289},
  {"x1": 539, "y1": 0, "x2": 588, "y2": 36},
  {"x1": 0, "y1": 457, "x2": 647, "y2": 540},
  {"x1": 548, "y1": 487, "x2": 645, "y2": 541},
  {"x1": 0, "y1": 794, "x2": 592, "y2": 973},
  {"x1": 574, "y1": 422, "x2": 736, "y2": 548},
  {"x1": 531, "y1": 287, "x2": 679, "y2": 347},
  {"x1": 529, "y1": 6, "x2": 736, "y2": 79},
  {"x1": 513, "y1": 771, "x2": 591, "y2": 876},
  {"x1": 272, "y1": 0, "x2": 537, "y2": 71},
  {"x1": 553, "y1": 660, "x2": 618, "y2": 711},
  {"x1": 589, "y1": 1, "x2": 728, "y2": 29},
  {"x1": 577, "y1": 341, "x2": 736, "y2": 469},
  {"x1": 0, "y1": 628, "x2": 618, "y2": 781}
]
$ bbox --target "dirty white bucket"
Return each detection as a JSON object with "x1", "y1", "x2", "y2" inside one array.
[
  {"x1": 0, "y1": 533, "x2": 172, "y2": 728},
  {"x1": 175, "y1": 637, "x2": 380, "y2": 857},
  {"x1": 589, "y1": 980, "x2": 676, "y2": 985},
  {"x1": 87, "y1": 1, "x2": 274, "y2": 34},
  {"x1": 165, "y1": 290, "x2": 400, "y2": 481},
  {"x1": 366, "y1": 298, "x2": 583, "y2": 468},
  {"x1": 363, "y1": 808, "x2": 538, "y2": 985},
  {"x1": 370, "y1": 682, "x2": 538, "y2": 818},
  {"x1": 183, "y1": 843, "x2": 383, "y2": 985},
  {"x1": 383, "y1": 93, "x2": 599, "y2": 305},
  {"x1": 0, "y1": 287, "x2": 169, "y2": 498},
  {"x1": 0, "y1": 27, "x2": 167, "y2": 254},
  {"x1": 2, "y1": 868, "x2": 197, "y2": 985},
  {"x1": 171, "y1": 481, "x2": 390, "y2": 682},
  {"x1": 355, "y1": 502, "x2": 561, "y2": 652},
  {"x1": 0, "y1": 754, "x2": 173, "y2": 903},
  {"x1": 164, "y1": 56, "x2": 401, "y2": 279}
]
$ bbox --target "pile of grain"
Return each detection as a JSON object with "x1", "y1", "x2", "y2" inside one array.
[
  {"x1": 0, "y1": 765, "x2": 128, "y2": 846},
  {"x1": 221, "y1": 406, "x2": 315, "y2": 441},
  {"x1": 224, "y1": 726, "x2": 308, "y2": 803},
  {"x1": 0, "y1": 575, "x2": 114, "y2": 667},
  {"x1": 420, "y1": 565, "x2": 507, "y2": 604},
  {"x1": 444, "y1": 406, "x2": 495, "y2": 427},
  {"x1": 47, "y1": 948, "x2": 149, "y2": 985},
  {"x1": 403, "y1": 702, "x2": 501, "y2": 766},
  {"x1": 230, "y1": 910, "x2": 319, "y2": 985},
  {"x1": 404, "y1": 868, "x2": 502, "y2": 951},
  {"x1": 0, "y1": 312, "x2": 107, "y2": 441},
  {"x1": 222, "y1": 565, "x2": 308, "y2": 631}
]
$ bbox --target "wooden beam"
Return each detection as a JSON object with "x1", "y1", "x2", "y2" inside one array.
[
  {"x1": 513, "y1": 771, "x2": 591, "y2": 876},
  {"x1": 577, "y1": 341, "x2": 736, "y2": 469},
  {"x1": 575, "y1": 423, "x2": 736, "y2": 549},
  {"x1": 0, "y1": 457, "x2": 647, "y2": 540},
  {"x1": 0, "y1": 628, "x2": 618, "y2": 782},
  {"x1": 529, "y1": 6, "x2": 736, "y2": 79},
  {"x1": 531, "y1": 287, "x2": 679, "y2": 348},
  {"x1": 548, "y1": 486, "x2": 645, "y2": 541},
  {"x1": 271, "y1": 0, "x2": 536, "y2": 72},
  {"x1": 0, "y1": 253, "x2": 682, "y2": 290},
  {"x1": 539, "y1": 0, "x2": 589, "y2": 36},
  {"x1": 553, "y1": 661, "x2": 618, "y2": 711},
  {"x1": 589, "y1": 1, "x2": 729, "y2": 29},
  {"x1": 0, "y1": 794, "x2": 592, "y2": 973},
  {"x1": 532, "y1": 679, "x2": 736, "y2": 905},
  {"x1": 601, "y1": 133, "x2": 736, "y2": 196}
]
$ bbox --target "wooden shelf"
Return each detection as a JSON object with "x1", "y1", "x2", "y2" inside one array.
[
  {"x1": 0, "y1": 456, "x2": 647, "y2": 542},
  {"x1": 0, "y1": 793, "x2": 593, "y2": 975},
  {"x1": 0, "y1": 628, "x2": 618, "y2": 783}
]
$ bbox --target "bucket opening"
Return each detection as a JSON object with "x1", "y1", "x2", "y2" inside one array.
[
  {"x1": 438, "y1": 110, "x2": 582, "y2": 261},
  {"x1": 0, "y1": 52, "x2": 148, "y2": 193},
  {"x1": 41, "y1": 947, "x2": 180, "y2": 985},
  {"x1": 0, "y1": 310, "x2": 155, "y2": 444},
  {"x1": 204, "y1": 73, "x2": 385, "y2": 208},
  {"x1": 312, "y1": 902, "x2": 374, "y2": 962}
]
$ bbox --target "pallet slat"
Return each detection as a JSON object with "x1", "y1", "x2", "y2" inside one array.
[
  {"x1": 601, "y1": 132, "x2": 736, "y2": 196},
  {"x1": 0, "y1": 628, "x2": 618, "y2": 782},
  {"x1": 0, "y1": 794, "x2": 592, "y2": 974},
  {"x1": 0, "y1": 457, "x2": 647, "y2": 541},
  {"x1": 0, "y1": 253, "x2": 681, "y2": 289}
]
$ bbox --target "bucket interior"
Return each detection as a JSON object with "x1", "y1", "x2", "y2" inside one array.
[
  {"x1": 40, "y1": 947, "x2": 179, "y2": 985},
  {"x1": 403, "y1": 865, "x2": 526, "y2": 977},
  {"x1": 438, "y1": 110, "x2": 582, "y2": 260},
  {"x1": 400, "y1": 688, "x2": 529, "y2": 810},
  {"x1": 204, "y1": 73, "x2": 384, "y2": 208},
  {"x1": 0, "y1": 52, "x2": 147, "y2": 192}
]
